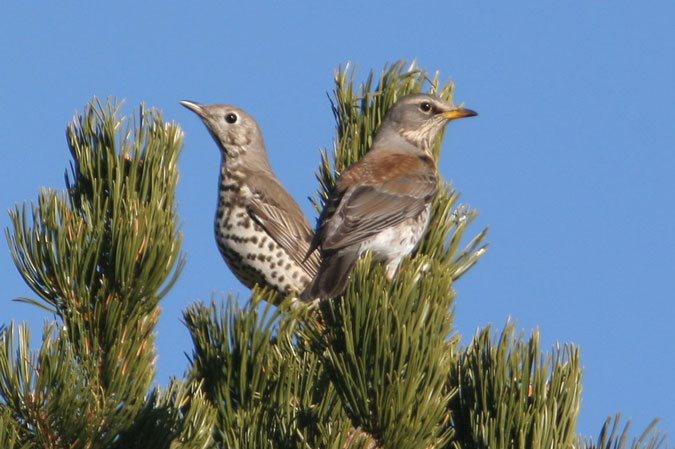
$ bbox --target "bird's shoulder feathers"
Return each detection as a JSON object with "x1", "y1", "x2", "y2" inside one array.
[
  {"x1": 317, "y1": 151, "x2": 438, "y2": 251},
  {"x1": 338, "y1": 151, "x2": 436, "y2": 188}
]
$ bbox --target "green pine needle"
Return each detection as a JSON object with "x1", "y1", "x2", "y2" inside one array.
[{"x1": 580, "y1": 414, "x2": 667, "y2": 449}]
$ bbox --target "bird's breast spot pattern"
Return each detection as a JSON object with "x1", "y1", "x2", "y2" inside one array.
[{"x1": 214, "y1": 204, "x2": 310, "y2": 292}]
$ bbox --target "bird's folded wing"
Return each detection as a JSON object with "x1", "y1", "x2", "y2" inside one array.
[
  {"x1": 321, "y1": 166, "x2": 437, "y2": 251},
  {"x1": 246, "y1": 176, "x2": 320, "y2": 276}
]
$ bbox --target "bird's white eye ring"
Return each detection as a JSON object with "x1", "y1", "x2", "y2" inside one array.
[
  {"x1": 225, "y1": 113, "x2": 238, "y2": 124},
  {"x1": 419, "y1": 102, "x2": 432, "y2": 113}
]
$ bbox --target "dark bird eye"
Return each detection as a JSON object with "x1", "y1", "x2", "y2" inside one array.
[
  {"x1": 419, "y1": 102, "x2": 432, "y2": 113},
  {"x1": 225, "y1": 113, "x2": 238, "y2": 124}
]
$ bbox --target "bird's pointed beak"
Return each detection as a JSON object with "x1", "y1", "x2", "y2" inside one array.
[
  {"x1": 179, "y1": 100, "x2": 207, "y2": 118},
  {"x1": 439, "y1": 107, "x2": 478, "y2": 121}
]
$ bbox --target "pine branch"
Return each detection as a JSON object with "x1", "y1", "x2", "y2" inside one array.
[
  {"x1": 0, "y1": 321, "x2": 120, "y2": 447},
  {"x1": 7, "y1": 99, "x2": 184, "y2": 318},
  {"x1": 184, "y1": 290, "x2": 357, "y2": 448},
  {"x1": 579, "y1": 414, "x2": 667, "y2": 449},
  {"x1": 306, "y1": 255, "x2": 458, "y2": 448},
  {"x1": 448, "y1": 321, "x2": 583, "y2": 448},
  {"x1": 1, "y1": 97, "x2": 206, "y2": 448},
  {"x1": 113, "y1": 379, "x2": 217, "y2": 449}
]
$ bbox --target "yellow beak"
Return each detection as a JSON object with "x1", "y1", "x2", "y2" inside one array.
[{"x1": 440, "y1": 108, "x2": 478, "y2": 120}]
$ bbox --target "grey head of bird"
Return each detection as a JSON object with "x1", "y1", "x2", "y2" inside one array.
[
  {"x1": 372, "y1": 93, "x2": 478, "y2": 154},
  {"x1": 179, "y1": 101, "x2": 272, "y2": 171}
]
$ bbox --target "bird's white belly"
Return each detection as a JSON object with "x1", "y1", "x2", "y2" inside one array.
[
  {"x1": 358, "y1": 205, "x2": 432, "y2": 278},
  {"x1": 361, "y1": 223, "x2": 419, "y2": 261}
]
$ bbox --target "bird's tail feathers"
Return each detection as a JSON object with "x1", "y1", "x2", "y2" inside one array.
[{"x1": 299, "y1": 250, "x2": 359, "y2": 302}]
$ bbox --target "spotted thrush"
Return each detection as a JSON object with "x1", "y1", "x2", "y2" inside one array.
[{"x1": 180, "y1": 101, "x2": 320, "y2": 301}]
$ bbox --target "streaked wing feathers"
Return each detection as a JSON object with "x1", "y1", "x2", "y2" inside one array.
[
  {"x1": 246, "y1": 174, "x2": 320, "y2": 277},
  {"x1": 320, "y1": 152, "x2": 437, "y2": 251}
]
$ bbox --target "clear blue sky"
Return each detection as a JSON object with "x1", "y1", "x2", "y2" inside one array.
[{"x1": 1, "y1": 1, "x2": 673, "y2": 442}]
